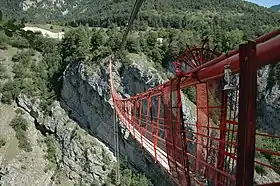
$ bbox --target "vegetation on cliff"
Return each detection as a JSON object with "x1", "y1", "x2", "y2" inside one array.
[{"x1": 10, "y1": 115, "x2": 32, "y2": 152}]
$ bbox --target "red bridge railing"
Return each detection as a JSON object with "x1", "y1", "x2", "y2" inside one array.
[{"x1": 109, "y1": 29, "x2": 280, "y2": 186}]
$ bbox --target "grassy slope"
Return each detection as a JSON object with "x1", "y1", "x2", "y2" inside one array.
[
  {"x1": 0, "y1": 46, "x2": 50, "y2": 184},
  {"x1": 0, "y1": 45, "x2": 75, "y2": 186}
]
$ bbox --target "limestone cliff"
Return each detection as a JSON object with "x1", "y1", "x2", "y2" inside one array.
[
  {"x1": 257, "y1": 65, "x2": 280, "y2": 135},
  {"x1": 254, "y1": 65, "x2": 280, "y2": 184}
]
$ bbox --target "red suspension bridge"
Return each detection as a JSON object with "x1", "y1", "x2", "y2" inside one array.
[{"x1": 109, "y1": 29, "x2": 280, "y2": 186}]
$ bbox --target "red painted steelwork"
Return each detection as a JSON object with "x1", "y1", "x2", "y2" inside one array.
[
  {"x1": 217, "y1": 91, "x2": 228, "y2": 186},
  {"x1": 180, "y1": 34, "x2": 280, "y2": 89},
  {"x1": 174, "y1": 39, "x2": 221, "y2": 75},
  {"x1": 236, "y1": 41, "x2": 257, "y2": 186},
  {"x1": 109, "y1": 29, "x2": 280, "y2": 186},
  {"x1": 195, "y1": 83, "x2": 209, "y2": 176},
  {"x1": 117, "y1": 30, "x2": 280, "y2": 100},
  {"x1": 184, "y1": 28, "x2": 280, "y2": 76}
]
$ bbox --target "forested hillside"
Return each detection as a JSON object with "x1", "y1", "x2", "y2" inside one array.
[
  {"x1": 1, "y1": 0, "x2": 279, "y2": 65},
  {"x1": 1, "y1": 0, "x2": 280, "y2": 39},
  {"x1": 271, "y1": 4, "x2": 280, "y2": 12}
]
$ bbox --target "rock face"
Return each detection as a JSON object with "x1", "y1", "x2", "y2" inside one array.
[
  {"x1": 254, "y1": 65, "x2": 280, "y2": 184},
  {"x1": 0, "y1": 103, "x2": 54, "y2": 186},
  {"x1": 257, "y1": 65, "x2": 280, "y2": 135},
  {"x1": 16, "y1": 95, "x2": 116, "y2": 186},
  {"x1": 61, "y1": 54, "x2": 197, "y2": 185}
]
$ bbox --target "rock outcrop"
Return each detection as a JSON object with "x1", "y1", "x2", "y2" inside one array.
[
  {"x1": 257, "y1": 65, "x2": 280, "y2": 135},
  {"x1": 0, "y1": 103, "x2": 54, "y2": 186},
  {"x1": 16, "y1": 95, "x2": 116, "y2": 186},
  {"x1": 254, "y1": 65, "x2": 280, "y2": 184}
]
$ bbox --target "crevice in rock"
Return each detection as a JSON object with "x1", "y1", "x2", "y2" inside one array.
[
  {"x1": 14, "y1": 97, "x2": 62, "y2": 185},
  {"x1": 15, "y1": 98, "x2": 54, "y2": 136}
]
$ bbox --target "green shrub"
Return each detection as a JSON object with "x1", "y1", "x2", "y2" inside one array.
[
  {"x1": 12, "y1": 63, "x2": 29, "y2": 79},
  {"x1": 126, "y1": 35, "x2": 141, "y2": 54},
  {"x1": 146, "y1": 32, "x2": 158, "y2": 47},
  {"x1": 44, "y1": 135, "x2": 57, "y2": 163},
  {"x1": 8, "y1": 37, "x2": 29, "y2": 49},
  {"x1": 92, "y1": 46, "x2": 112, "y2": 59},
  {"x1": 255, "y1": 164, "x2": 266, "y2": 175},
  {"x1": 1, "y1": 80, "x2": 22, "y2": 102},
  {"x1": 15, "y1": 108, "x2": 25, "y2": 115},
  {"x1": 0, "y1": 31, "x2": 9, "y2": 44},
  {"x1": 108, "y1": 159, "x2": 153, "y2": 186},
  {"x1": 0, "y1": 136, "x2": 6, "y2": 147},
  {"x1": 255, "y1": 133, "x2": 280, "y2": 174},
  {"x1": 119, "y1": 167, "x2": 153, "y2": 186},
  {"x1": 10, "y1": 115, "x2": 32, "y2": 152},
  {"x1": 1, "y1": 91, "x2": 13, "y2": 104},
  {"x1": 10, "y1": 116, "x2": 28, "y2": 135},
  {"x1": 182, "y1": 87, "x2": 196, "y2": 103},
  {"x1": 12, "y1": 50, "x2": 33, "y2": 66},
  {"x1": 26, "y1": 49, "x2": 36, "y2": 57},
  {"x1": 0, "y1": 63, "x2": 8, "y2": 78},
  {"x1": 116, "y1": 50, "x2": 132, "y2": 67}
]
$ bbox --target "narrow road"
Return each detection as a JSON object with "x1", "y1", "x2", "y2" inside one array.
[{"x1": 22, "y1": 27, "x2": 64, "y2": 40}]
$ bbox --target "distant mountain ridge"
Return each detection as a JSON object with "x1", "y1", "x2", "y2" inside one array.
[
  {"x1": 1, "y1": 0, "x2": 279, "y2": 22},
  {"x1": 271, "y1": 4, "x2": 280, "y2": 12}
]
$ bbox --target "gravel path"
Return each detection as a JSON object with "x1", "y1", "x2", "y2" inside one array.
[{"x1": 22, "y1": 26, "x2": 64, "y2": 40}]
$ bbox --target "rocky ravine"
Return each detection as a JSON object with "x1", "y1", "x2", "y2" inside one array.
[
  {"x1": 60, "y1": 53, "x2": 280, "y2": 185},
  {"x1": 60, "y1": 54, "x2": 197, "y2": 186},
  {"x1": 1, "y1": 53, "x2": 278, "y2": 186}
]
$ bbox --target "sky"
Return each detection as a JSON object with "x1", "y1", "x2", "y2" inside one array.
[{"x1": 246, "y1": 0, "x2": 279, "y2": 7}]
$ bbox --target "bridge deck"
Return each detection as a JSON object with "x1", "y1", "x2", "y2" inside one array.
[{"x1": 115, "y1": 103, "x2": 170, "y2": 171}]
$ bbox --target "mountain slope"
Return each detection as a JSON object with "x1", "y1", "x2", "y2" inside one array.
[
  {"x1": 1, "y1": 0, "x2": 279, "y2": 40},
  {"x1": 271, "y1": 4, "x2": 280, "y2": 12}
]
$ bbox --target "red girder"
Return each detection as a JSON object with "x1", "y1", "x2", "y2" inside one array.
[{"x1": 109, "y1": 28, "x2": 280, "y2": 186}]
